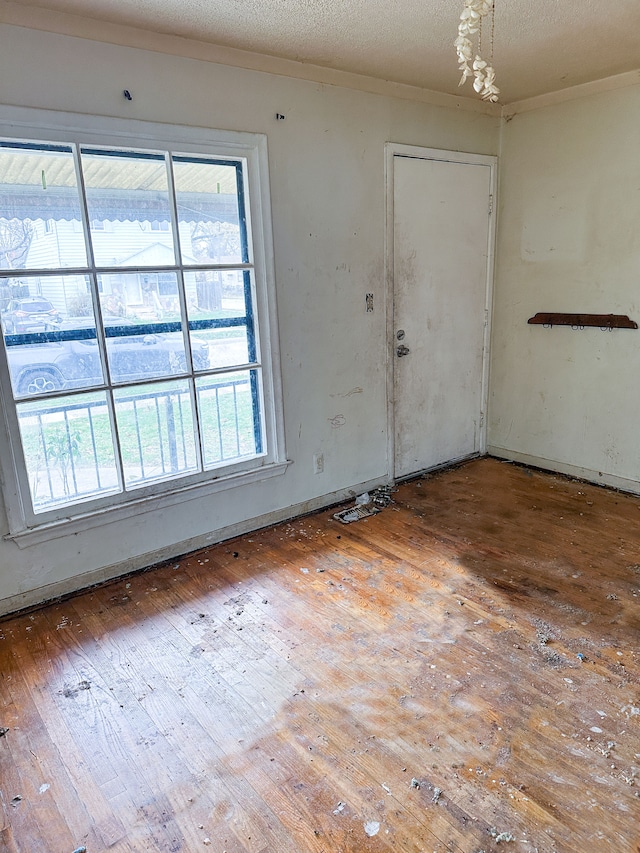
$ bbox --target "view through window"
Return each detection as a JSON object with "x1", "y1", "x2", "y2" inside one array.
[{"x1": 0, "y1": 141, "x2": 266, "y2": 515}]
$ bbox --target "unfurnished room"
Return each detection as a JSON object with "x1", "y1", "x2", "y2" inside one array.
[{"x1": 0, "y1": 1, "x2": 638, "y2": 851}]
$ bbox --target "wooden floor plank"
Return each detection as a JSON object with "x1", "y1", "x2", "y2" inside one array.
[
  {"x1": 67, "y1": 587, "x2": 300, "y2": 853},
  {"x1": 1, "y1": 458, "x2": 640, "y2": 852}
]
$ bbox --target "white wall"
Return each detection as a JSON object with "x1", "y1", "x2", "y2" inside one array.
[
  {"x1": 0, "y1": 24, "x2": 499, "y2": 613},
  {"x1": 489, "y1": 84, "x2": 640, "y2": 491}
]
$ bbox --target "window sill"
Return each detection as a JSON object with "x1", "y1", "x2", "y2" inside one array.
[{"x1": 6, "y1": 459, "x2": 291, "y2": 549}]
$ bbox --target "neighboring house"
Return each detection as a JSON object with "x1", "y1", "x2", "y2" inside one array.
[{"x1": 17, "y1": 215, "x2": 240, "y2": 319}]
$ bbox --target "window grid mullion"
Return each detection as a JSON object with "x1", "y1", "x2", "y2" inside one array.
[
  {"x1": 3, "y1": 263, "x2": 254, "y2": 279},
  {"x1": 7, "y1": 358, "x2": 263, "y2": 407},
  {"x1": 74, "y1": 144, "x2": 126, "y2": 497},
  {"x1": 165, "y1": 151, "x2": 204, "y2": 475},
  {"x1": 164, "y1": 150, "x2": 193, "y2": 370},
  {"x1": 73, "y1": 145, "x2": 113, "y2": 387}
]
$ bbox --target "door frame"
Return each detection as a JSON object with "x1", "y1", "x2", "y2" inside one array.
[{"x1": 384, "y1": 143, "x2": 498, "y2": 482}]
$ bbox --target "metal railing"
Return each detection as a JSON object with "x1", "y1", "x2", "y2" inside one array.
[{"x1": 19, "y1": 377, "x2": 257, "y2": 509}]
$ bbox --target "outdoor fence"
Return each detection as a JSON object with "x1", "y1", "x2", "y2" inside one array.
[{"x1": 19, "y1": 376, "x2": 256, "y2": 510}]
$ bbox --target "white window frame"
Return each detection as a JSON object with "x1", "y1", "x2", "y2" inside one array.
[{"x1": 0, "y1": 106, "x2": 288, "y2": 547}]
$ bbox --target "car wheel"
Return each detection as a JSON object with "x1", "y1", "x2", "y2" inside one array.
[{"x1": 19, "y1": 370, "x2": 61, "y2": 396}]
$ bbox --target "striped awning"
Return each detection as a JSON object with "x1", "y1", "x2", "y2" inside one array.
[{"x1": 1, "y1": 185, "x2": 239, "y2": 224}]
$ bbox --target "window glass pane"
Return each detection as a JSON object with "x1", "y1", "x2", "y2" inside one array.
[
  {"x1": 114, "y1": 380, "x2": 197, "y2": 487},
  {"x1": 196, "y1": 370, "x2": 261, "y2": 467},
  {"x1": 17, "y1": 391, "x2": 118, "y2": 511},
  {"x1": 194, "y1": 326, "x2": 249, "y2": 371},
  {"x1": 81, "y1": 150, "x2": 174, "y2": 268},
  {"x1": 98, "y1": 270, "x2": 181, "y2": 321},
  {"x1": 184, "y1": 269, "x2": 248, "y2": 318},
  {"x1": 104, "y1": 318, "x2": 191, "y2": 384},
  {"x1": 1, "y1": 275, "x2": 106, "y2": 399},
  {"x1": 94, "y1": 272, "x2": 199, "y2": 384},
  {"x1": 173, "y1": 158, "x2": 244, "y2": 265},
  {"x1": 184, "y1": 270, "x2": 251, "y2": 368},
  {"x1": 0, "y1": 144, "x2": 87, "y2": 270}
]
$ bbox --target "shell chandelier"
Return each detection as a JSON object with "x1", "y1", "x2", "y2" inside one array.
[{"x1": 455, "y1": 0, "x2": 500, "y2": 102}]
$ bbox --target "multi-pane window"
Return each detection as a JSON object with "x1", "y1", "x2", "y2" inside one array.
[{"x1": 0, "y1": 137, "x2": 274, "y2": 520}]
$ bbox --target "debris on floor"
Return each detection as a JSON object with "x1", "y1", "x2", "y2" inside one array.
[
  {"x1": 489, "y1": 828, "x2": 515, "y2": 843},
  {"x1": 370, "y1": 485, "x2": 395, "y2": 507},
  {"x1": 0, "y1": 727, "x2": 8, "y2": 738},
  {"x1": 61, "y1": 680, "x2": 91, "y2": 698},
  {"x1": 432, "y1": 786, "x2": 442, "y2": 803},
  {"x1": 364, "y1": 820, "x2": 380, "y2": 837},
  {"x1": 410, "y1": 777, "x2": 421, "y2": 789},
  {"x1": 333, "y1": 486, "x2": 395, "y2": 524}
]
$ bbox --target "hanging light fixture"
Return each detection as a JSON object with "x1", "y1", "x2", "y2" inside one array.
[{"x1": 455, "y1": 0, "x2": 500, "y2": 102}]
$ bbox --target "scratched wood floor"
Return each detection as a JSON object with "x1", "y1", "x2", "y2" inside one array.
[{"x1": 1, "y1": 458, "x2": 639, "y2": 853}]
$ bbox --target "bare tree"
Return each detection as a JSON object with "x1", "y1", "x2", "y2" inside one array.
[
  {"x1": 189, "y1": 220, "x2": 242, "y2": 312},
  {"x1": 0, "y1": 218, "x2": 35, "y2": 270},
  {"x1": 190, "y1": 220, "x2": 241, "y2": 262},
  {"x1": 0, "y1": 219, "x2": 35, "y2": 309}
]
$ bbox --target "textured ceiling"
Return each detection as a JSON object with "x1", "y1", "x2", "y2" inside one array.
[{"x1": 6, "y1": 0, "x2": 640, "y2": 104}]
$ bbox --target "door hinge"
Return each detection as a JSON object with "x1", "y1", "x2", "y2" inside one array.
[
  {"x1": 488, "y1": 194, "x2": 494, "y2": 216},
  {"x1": 479, "y1": 411, "x2": 485, "y2": 428},
  {"x1": 484, "y1": 308, "x2": 489, "y2": 327}
]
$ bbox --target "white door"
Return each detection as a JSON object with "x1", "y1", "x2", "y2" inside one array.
[{"x1": 390, "y1": 149, "x2": 494, "y2": 480}]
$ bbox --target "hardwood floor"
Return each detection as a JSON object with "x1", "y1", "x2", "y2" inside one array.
[{"x1": 1, "y1": 458, "x2": 639, "y2": 853}]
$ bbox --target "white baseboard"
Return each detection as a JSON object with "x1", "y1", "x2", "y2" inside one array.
[
  {"x1": 487, "y1": 446, "x2": 640, "y2": 496},
  {"x1": 0, "y1": 474, "x2": 389, "y2": 618}
]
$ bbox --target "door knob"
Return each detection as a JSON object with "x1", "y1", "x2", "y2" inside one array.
[{"x1": 396, "y1": 344, "x2": 410, "y2": 357}]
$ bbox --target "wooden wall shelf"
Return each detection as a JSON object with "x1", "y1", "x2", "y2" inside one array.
[{"x1": 527, "y1": 313, "x2": 638, "y2": 330}]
